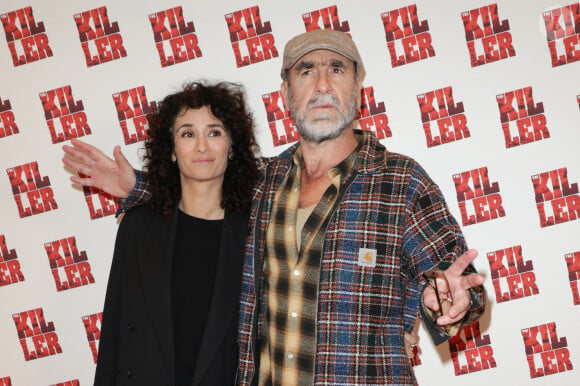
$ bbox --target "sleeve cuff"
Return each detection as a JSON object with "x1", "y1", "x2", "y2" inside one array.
[{"x1": 115, "y1": 169, "x2": 151, "y2": 216}]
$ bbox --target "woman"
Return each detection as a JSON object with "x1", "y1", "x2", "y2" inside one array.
[{"x1": 93, "y1": 81, "x2": 258, "y2": 385}]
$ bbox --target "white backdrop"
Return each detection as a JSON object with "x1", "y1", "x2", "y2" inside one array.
[{"x1": 0, "y1": 1, "x2": 579, "y2": 385}]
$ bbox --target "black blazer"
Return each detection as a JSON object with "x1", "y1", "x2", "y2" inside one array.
[{"x1": 94, "y1": 205, "x2": 248, "y2": 386}]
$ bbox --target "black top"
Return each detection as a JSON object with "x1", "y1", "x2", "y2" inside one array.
[{"x1": 172, "y1": 210, "x2": 223, "y2": 386}]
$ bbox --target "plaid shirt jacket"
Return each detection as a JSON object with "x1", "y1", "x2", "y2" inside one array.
[{"x1": 236, "y1": 131, "x2": 486, "y2": 385}]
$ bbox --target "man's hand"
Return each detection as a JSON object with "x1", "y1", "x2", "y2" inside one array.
[
  {"x1": 404, "y1": 327, "x2": 419, "y2": 359},
  {"x1": 62, "y1": 139, "x2": 136, "y2": 198},
  {"x1": 422, "y1": 249, "x2": 484, "y2": 326}
]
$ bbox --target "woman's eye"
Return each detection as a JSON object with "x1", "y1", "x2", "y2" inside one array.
[
  {"x1": 209, "y1": 130, "x2": 222, "y2": 137},
  {"x1": 181, "y1": 131, "x2": 193, "y2": 138}
]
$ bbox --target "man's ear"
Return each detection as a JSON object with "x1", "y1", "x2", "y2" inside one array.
[
  {"x1": 281, "y1": 81, "x2": 289, "y2": 110},
  {"x1": 355, "y1": 79, "x2": 363, "y2": 107}
]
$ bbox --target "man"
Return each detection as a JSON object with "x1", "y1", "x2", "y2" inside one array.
[
  {"x1": 64, "y1": 29, "x2": 485, "y2": 385},
  {"x1": 235, "y1": 29, "x2": 485, "y2": 385}
]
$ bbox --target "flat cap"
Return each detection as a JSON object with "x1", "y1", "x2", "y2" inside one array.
[{"x1": 280, "y1": 29, "x2": 365, "y2": 81}]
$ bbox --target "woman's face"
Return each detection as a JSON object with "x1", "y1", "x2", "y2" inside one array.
[{"x1": 171, "y1": 106, "x2": 232, "y2": 187}]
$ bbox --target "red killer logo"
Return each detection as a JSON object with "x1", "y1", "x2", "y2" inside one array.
[
  {"x1": 6, "y1": 162, "x2": 58, "y2": 218},
  {"x1": 51, "y1": 381, "x2": 79, "y2": 386},
  {"x1": 0, "y1": 7, "x2": 52, "y2": 67},
  {"x1": 0, "y1": 235, "x2": 25, "y2": 287},
  {"x1": 487, "y1": 245, "x2": 538, "y2": 303},
  {"x1": 12, "y1": 308, "x2": 62, "y2": 361},
  {"x1": 39, "y1": 86, "x2": 91, "y2": 144},
  {"x1": 453, "y1": 167, "x2": 505, "y2": 226},
  {"x1": 461, "y1": 3, "x2": 515, "y2": 67},
  {"x1": 225, "y1": 6, "x2": 278, "y2": 68},
  {"x1": 496, "y1": 86, "x2": 549, "y2": 148},
  {"x1": 577, "y1": 95, "x2": 580, "y2": 111},
  {"x1": 112, "y1": 86, "x2": 157, "y2": 145},
  {"x1": 149, "y1": 6, "x2": 201, "y2": 67},
  {"x1": 531, "y1": 167, "x2": 580, "y2": 227},
  {"x1": 522, "y1": 322, "x2": 573, "y2": 378},
  {"x1": 410, "y1": 345, "x2": 421, "y2": 367},
  {"x1": 565, "y1": 251, "x2": 580, "y2": 305},
  {"x1": 358, "y1": 86, "x2": 391, "y2": 140},
  {"x1": 448, "y1": 321, "x2": 496, "y2": 376},
  {"x1": 0, "y1": 98, "x2": 19, "y2": 138},
  {"x1": 543, "y1": 4, "x2": 580, "y2": 67},
  {"x1": 44, "y1": 236, "x2": 95, "y2": 291},
  {"x1": 302, "y1": 5, "x2": 350, "y2": 33},
  {"x1": 417, "y1": 86, "x2": 469, "y2": 147},
  {"x1": 81, "y1": 181, "x2": 119, "y2": 220},
  {"x1": 73, "y1": 6, "x2": 127, "y2": 67},
  {"x1": 262, "y1": 90, "x2": 297, "y2": 147},
  {"x1": 381, "y1": 4, "x2": 434, "y2": 67},
  {"x1": 0, "y1": 377, "x2": 11, "y2": 386},
  {"x1": 82, "y1": 312, "x2": 102, "y2": 363}
]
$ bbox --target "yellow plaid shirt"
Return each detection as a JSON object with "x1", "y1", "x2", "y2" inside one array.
[{"x1": 258, "y1": 144, "x2": 360, "y2": 385}]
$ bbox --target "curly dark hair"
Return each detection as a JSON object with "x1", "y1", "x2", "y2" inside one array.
[{"x1": 144, "y1": 81, "x2": 259, "y2": 218}]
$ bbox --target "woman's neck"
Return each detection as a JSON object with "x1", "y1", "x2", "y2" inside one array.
[{"x1": 179, "y1": 180, "x2": 224, "y2": 220}]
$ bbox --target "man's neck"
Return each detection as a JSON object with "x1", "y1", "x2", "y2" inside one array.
[{"x1": 298, "y1": 126, "x2": 358, "y2": 181}]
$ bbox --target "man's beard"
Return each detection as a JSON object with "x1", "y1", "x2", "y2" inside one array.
[{"x1": 289, "y1": 87, "x2": 358, "y2": 144}]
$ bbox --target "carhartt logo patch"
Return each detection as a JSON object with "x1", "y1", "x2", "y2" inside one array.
[{"x1": 358, "y1": 248, "x2": 377, "y2": 267}]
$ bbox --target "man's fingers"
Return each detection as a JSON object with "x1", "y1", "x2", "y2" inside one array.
[
  {"x1": 113, "y1": 145, "x2": 130, "y2": 170},
  {"x1": 62, "y1": 154, "x2": 74, "y2": 169},
  {"x1": 437, "y1": 313, "x2": 465, "y2": 325},
  {"x1": 434, "y1": 274, "x2": 483, "y2": 324},
  {"x1": 445, "y1": 249, "x2": 478, "y2": 277},
  {"x1": 63, "y1": 144, "x2": 95, "y2": 166},
  {"x1": 70, "y1": 139, "x2": 108, "y2": 163},
  {"x1": 62, "y1": 157, "x2": 92, "y2": 177},
  {"x1": 447, "y1": 295, "x2": 470, "y2": 319},
  {"x1": 404, "y1": 332, "x2": 419, "y2": 346},
  {"x1": 62, "y1": 156, "x2": 84, "y2": 171},
  {"x1": 70, "y1": 175, "x2": 94, "y2": 187},
  {"x1": 424, "y1": 250, "x2": 485, "y2": 327},
  {"x1": 404, "y1": 332, "x2": 419, "y2": 358},
  {"x1": 461, "y1": 273, "x2": 485, "y2": 290},
  {"x1": 70, "y1": 138, "x2": 99, "y2": 154},
  {"x1": 422, "y1": 287, "x2": 440, "y2": 311}
]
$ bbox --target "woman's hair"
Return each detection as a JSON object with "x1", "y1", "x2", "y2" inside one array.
[{"x1": 144, "y1": 81, "x2": 259, "y2": 218}]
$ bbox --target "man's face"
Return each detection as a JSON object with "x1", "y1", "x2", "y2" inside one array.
[{"x1": 282, "y1": 49, "x2": 360, "y2": 143}]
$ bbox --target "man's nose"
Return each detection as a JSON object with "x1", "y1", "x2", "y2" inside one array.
[{"x1": 315, "y1": 70, "x2": 332, "y2": 93}]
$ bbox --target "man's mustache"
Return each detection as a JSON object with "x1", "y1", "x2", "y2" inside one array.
[{"x1": 306, "y1": 94, "x2": 340, "y2": 109}]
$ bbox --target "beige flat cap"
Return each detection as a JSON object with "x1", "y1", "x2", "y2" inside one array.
[{"x1": 280, "y1": 29, "x2": 365, "y2": 81}]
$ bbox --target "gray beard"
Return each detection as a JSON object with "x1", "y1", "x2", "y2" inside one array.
[{"x1": 289, "y1": 88, "x2": 358, "y2": 144}]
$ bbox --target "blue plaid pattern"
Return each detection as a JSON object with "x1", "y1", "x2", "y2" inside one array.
[{"x1": 237, "y1": 130, "x2": 486, "y2": 385}]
